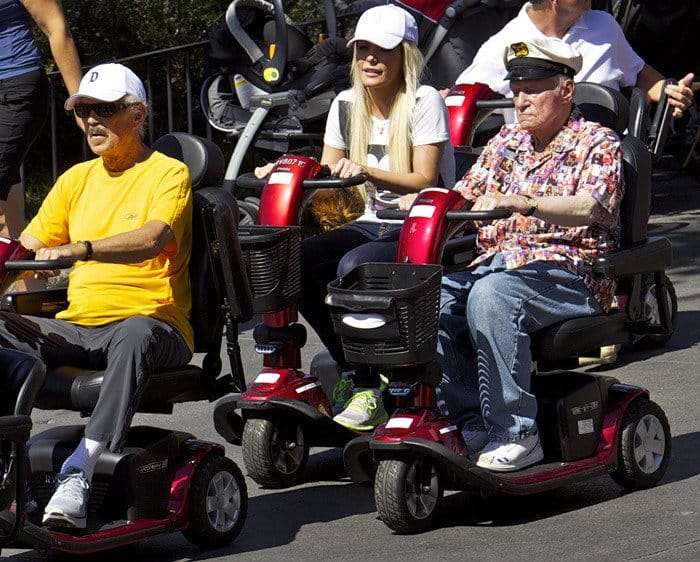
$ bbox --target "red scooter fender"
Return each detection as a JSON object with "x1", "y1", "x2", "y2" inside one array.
[
  {"x1": 396, "y1": 188, "x2": 469, "y2": 265},
  {"x1": 445, "y1": 83, "x2": 494, "y2": 147},
  {"x1": 257, "y1": 155, "x2": 323, "y2": 226}
]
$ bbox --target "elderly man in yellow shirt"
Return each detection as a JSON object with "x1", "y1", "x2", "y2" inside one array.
[{"x1": 0, "y1": 63, "x2": 192, "y2": 529}]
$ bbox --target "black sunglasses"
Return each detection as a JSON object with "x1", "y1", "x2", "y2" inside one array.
[{"x1": 73, "y1": 102, "x2": 136, "y2": 118}]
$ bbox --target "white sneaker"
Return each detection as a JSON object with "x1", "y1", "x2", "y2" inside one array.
[
  {"x1": 461, "y1": 428, "x2": 489, "y2": 456},
  {"x1": 476, "y1": 433, "x2": 544, "y2": 472},
  {"x1": 42, "y1": 468, "x2": 90, "y2": 528}
]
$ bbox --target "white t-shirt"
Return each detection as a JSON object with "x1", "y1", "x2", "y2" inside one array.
[
  {"x1": 324, "y1": 85, "x2": 455, "y2": 221},
  {"x1": 456, "y1": 4, "x2": 645, "y2": 96}
]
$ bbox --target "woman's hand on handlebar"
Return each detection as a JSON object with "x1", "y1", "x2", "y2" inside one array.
[
  {"x1": 254, "y1": 162, "x2": 274, "y2": 179},
  {"x1": 331, "y1": 158, "x2": 368, "y2": 180}
]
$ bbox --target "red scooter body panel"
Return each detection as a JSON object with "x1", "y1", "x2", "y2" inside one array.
[
  {"x1": 445, "y1": 83, "x2": 494, "y2": 147},
  {"x1": 397, "y1": 188, "x2": 467, "y2": 265},
  {"x1": 257, "y1": 155, "x2": 322, "y2": 227},
  {"x1": 242, "y1": 368, "x2": 333, "y2": 418},
  {"x1": 373, "y1": 409, "x2": 468, "y2": 458},
  {"x1": 39, "y1": 441, "x2": 222, "y2": 554},
  {"x1": 0, "y1": 236, "x2": 32, "y2": 292}
]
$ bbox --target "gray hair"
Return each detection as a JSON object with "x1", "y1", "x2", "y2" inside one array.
[{"x1": 122, "y1": 93, "x2": 149, "y2": 139}]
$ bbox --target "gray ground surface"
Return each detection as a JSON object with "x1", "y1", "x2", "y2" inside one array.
[{"x1": 3, "y1": 173, "x2": 699, "y2": 561}]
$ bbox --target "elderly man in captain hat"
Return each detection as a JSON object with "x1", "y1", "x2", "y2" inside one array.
[{"x1": 431, "y1": 36, "x2": 625, "y2": 471}]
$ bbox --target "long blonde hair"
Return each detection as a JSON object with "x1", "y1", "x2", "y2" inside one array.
[{"x1": 347, "y1": 41, "x2": 425, "y2": 201}]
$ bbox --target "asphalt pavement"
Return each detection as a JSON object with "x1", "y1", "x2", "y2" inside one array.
[{"x1": 3, "y1": 172, "x2": 699, "y2": 561}]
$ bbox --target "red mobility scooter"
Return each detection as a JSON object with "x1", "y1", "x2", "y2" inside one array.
[
  {"x1": 330, "y1": 85, "x2": 675, "y2": 533},
  {"x1": 213, "y1": 156, "x2": 367, "y2": 487},
  {"x1": 0, "y1": 133, "x2": 251, "y2": 554}
]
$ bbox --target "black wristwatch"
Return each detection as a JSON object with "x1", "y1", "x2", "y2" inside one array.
[
  {"x1": 522, "y1": 195, "x2": 538, "y2": 217},
  {"x1": 79, "y1": 240, "x2": 93, "y2": 261}
]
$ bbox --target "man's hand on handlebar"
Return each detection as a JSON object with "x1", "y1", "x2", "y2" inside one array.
[
  {"x1": 666, "y1": 73, "x2": 695, "y2": 119},
  {"x1": 33, "y1": 244, "x2": 83, "y2": 279},
  {"x1": 398, "y1": 193, "x2": 418, "y2": 211},
  {"x1": 472, "y1": 193, "x2": 528, "y2": 214}
]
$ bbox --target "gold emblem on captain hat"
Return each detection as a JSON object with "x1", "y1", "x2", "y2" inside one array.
[{"x1": 511, "y1": 42, "x2": 529, "y2": 57}]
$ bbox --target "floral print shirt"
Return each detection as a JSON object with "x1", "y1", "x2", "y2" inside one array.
[{"x1": 455, "y1": 108, "x2": 624, "y2": 311}]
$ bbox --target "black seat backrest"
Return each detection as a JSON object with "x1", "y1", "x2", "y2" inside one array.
[
  {"x1": 620, "y1": 134, "x2": 652, "y2": 246},
  {"x1": 151, "y1": 133, "x2": 252, "y2": 355},
  {"x1": 574, "y1": 82, "x2": 630, "y2": 136}
]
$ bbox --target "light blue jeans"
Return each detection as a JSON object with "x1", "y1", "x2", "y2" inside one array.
[{"x1": 436, "y1": 254, "x2": 603, "y2": 442}]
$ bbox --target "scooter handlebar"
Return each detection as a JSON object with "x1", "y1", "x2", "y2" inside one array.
[
  {"x1": 376, "y1": 208, "x2": 512, "y2": 221},
  {"x1": 475, "y1": 99, "x2": 515, "y2": 109},
  {"x1": 5, "y1": 258, "x2": 76, "y2": 271},
  {"x1": 236, "y1": 170, "x2": 367, "y2": 190}
]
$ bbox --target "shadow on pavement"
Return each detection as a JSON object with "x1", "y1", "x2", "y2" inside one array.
[{"x1": 430, "y1": 430, "x2": 699, "y2": 533}]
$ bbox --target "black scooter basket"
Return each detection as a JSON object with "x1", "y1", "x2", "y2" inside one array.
[
  {"x1": 326, "y1": 262, "x2": 443, "y2": 366},
  {"x1": 238, "y1": 225, "x2": 301, "y2": 313}
]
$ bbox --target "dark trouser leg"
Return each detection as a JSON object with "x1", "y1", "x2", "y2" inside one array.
[
  {"x1": 84, "y1": 317, "x2": 191, "y2": 450},
  {"x1": 298, "y1": 225, "x2": 374, "y2": 368}
]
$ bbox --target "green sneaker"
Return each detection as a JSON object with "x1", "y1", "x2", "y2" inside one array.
[
  {"x1": 333, "y1": 388, "x2": 388, "y2": 431},
  {"x1": 331, "y1": 375, "x2": 355, "y2": 416}
]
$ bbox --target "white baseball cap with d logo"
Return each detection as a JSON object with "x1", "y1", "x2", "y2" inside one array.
[{"x1": 64, "y1": 63, "x2": 147, "y2": 110}]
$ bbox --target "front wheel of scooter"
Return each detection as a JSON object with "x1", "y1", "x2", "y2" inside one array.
[
  {"x1": 242, "y1": 417, "x2": 309, "y2": 488},
  {"x1": 611, "y1": 398, "x2": 671, "y2": 489},
  {"x1": 374, "y1": 457, "x2": 443, "y2": 534},
  {"x1": 183, "y1": 453, "x2": 248, "y2": 548}
]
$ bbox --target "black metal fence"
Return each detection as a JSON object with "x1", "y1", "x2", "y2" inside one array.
[{"x1": 43, "y1": 40, "x2": 214, "y2": 181}]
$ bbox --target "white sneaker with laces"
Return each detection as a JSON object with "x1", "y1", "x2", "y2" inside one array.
[
  {"x1": 476, "y1": 433, "x2": 544, "y2": 472},
  {"x1": 42, "y1": 468, "x2": 90, "y2": 529}
]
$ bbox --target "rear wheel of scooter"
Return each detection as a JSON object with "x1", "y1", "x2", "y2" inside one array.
[
  {"x1": 242, "y1": 418, "x2": 309, "y2": 487},
  {"x1": 374, "y1": 457, "x2": 443, "y2": 534},
  {"x1": 611, "y1": 398, "x2": 671, "y2": 489},
  {"x1": 183, "y1": 453, "x2": 248, "y2": 548},
  {"x1": 633, "y1": 274, "x2": 678, "y2": 349}
]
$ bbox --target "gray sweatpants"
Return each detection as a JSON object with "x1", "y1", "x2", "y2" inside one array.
[{"x1": 0, "y1": 312, "x2": 192, "y2": 450}]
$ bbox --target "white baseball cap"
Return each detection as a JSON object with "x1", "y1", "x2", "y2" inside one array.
[
  {"x1": 64, "y1": 63, "x2": 147, "y2": 110},
  {"x1": 346, "y1": 5, "x2": 419, "y2": 50}
]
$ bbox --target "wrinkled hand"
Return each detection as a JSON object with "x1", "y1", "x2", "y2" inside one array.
[
  {"x1": 666, "y1": 73, "x2": 695, "y2": 118},
  {"x1": 33, "y1": 244, "x2": 81, "y2": 279},
  {"x1": 254, "y1": 162, "x2": 275, "y2": 178},
  {"x1": 332, "y1": 158, "x2": 368, "y2": 179},
  {"x1": 471, "y1": 193, "x2": 522, "y2": 212},
  {"x1": 398, "y1": 193, "x2": 419, "y2": 211},
  {"x1": 471, "y1": 193, "x2": 522, "y2": 226}
]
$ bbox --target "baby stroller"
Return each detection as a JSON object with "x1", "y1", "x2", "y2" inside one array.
[{"x1": 202, "y1": 0, "x2": 354, "y2": 220}]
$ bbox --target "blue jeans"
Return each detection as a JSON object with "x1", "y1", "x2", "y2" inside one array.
[{"x1": 436, "y1": 254, "x2": 603, "y2": 442}]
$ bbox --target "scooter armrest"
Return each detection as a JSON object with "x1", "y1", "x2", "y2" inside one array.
[
  {"x1": 592, "y1": 236, "x2": 672, "y2": 279},
  {"x1": 0, "y1": 415, "x2": 32, "y2": 442}
]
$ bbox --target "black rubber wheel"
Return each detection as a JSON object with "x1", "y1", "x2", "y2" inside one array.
[
  {"x1": 374, "y1": 457, "x2": 443, "y2": 534},
  {"x1": 182, "y1": 453, "x2": 247, "y2": 548},
  {"x1": 241, "y1": 417, "x2": 309, "y2": 488},
  {"x1": 633, "y1": 274, "x2": 678, "y2": 349},
  {"x1": 611, "y1": 398, "x2": 671, "y2": 489}
]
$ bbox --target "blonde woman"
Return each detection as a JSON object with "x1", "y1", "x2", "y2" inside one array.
[{"x1": 297, "y1": 5, "x2": 453, "y2": 431}]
